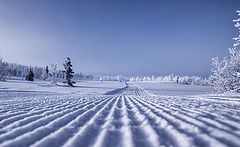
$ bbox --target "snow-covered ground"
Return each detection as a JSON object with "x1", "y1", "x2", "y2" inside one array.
[
  {"x1": 0, "y1": 79, "x2": 125, "y2": 97},
  {"x1": 135, "y1": 81, "x2": 214, "y2": 96},
  {"x1": 0, "y1": 80, "x2": 240, "y2": 147}
]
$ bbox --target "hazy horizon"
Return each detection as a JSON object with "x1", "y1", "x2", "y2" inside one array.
[{"x1": 1, "y1": 0, "x2": 240, "y2": 77}]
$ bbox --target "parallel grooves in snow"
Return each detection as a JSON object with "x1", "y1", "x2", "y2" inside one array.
[
  {"x1": 125, "y1": 96, "x2": 161, "y2": 147},
  {"x1": 0, "y1": 84, "x2": 240, "y2": 147},
  {"x1": 0, "y1": 98, "x2": 100, "y2": 133},
  {"x1": 32, "y1": 96, "x2": 117, "y2": 147},
  {"x1": 128, "y1": 96, "x2": 195, "y2": 147},
  {"x1": 120, "y1": 96, "x2": 134, "y2": 147},
  {"x1": 91, "y1": 95, "x2": 121, "y2": 147},
  {"x1": 62, "y1": 96, "x2": 120, "y2": 147},
  {"x1": 132, "y1": 96, "x2": 226, "y2": 147},
  {"x1": 0, "y1": 96, "x2": 110, "y2": 146},
  {"x1": 136, "y1": 96, "x2": 239, "y2": 147}
]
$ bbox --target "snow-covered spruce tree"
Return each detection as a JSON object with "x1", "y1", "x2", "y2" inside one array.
[
  {"x1": 25, "y1": 68, "x2": 34, "y2": 81},
  {"x1": 63, "y1": 57, "x2": 75, "y2": 86},
  {"x1": 147, "y1": 76, "x2": 151, "y2": 81},
  {"x1": 0, "y1": 58, "x2": 8, "y2": 81},
  {"x1": 210, "y1": 10, "x2": 240, "y2": 92},
  {"x1": 43, "y1": 66, "x2": 49, "y2": 80},
  {"x1": 50, "y1": 64, "x2": 57, "y2": 86}
]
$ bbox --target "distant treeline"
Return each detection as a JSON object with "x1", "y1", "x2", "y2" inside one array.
[
  {"x1": 0, "y1": 59, "x2": 208, "y2": 85},
  {"x1": 0, "y1": 58, "x2": 126, "y2": 82},
  {"x1": 0, "y1": 59, "x2": 44, "y2": 80},
  {"x1": 0, "y1": 59, "x2": 96, "y2": 81},
  {"x1": 129, "y1": 74, "x2": 210, "y2": 86}
]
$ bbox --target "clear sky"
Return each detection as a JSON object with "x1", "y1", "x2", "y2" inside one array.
[{"x1": 0, "y1": 0, "x2": 239, "y2": 77}]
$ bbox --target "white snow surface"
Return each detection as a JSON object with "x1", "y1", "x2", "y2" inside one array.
[
  {"x1": 0, "y1": 79, "x2": 125, "y2": 96},
  {"x1": 135, "y1": 81, "x2": 214, "y2": 96},
  {"x1": 0, "y1": 80, "x2": 240, "y2": 147}
]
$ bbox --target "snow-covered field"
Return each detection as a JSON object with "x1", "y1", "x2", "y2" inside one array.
[
  {"x1": 135, "y1": 81, "x2": 214, "y2": 96},
  {"x1": 0, "y1": 79, "x2": 126, "y2": 96},
  {"x1": 0, "y1": 80, "x2": 240, "y2": 147}
]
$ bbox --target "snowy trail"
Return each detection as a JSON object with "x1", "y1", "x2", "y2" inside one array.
[{"x1": 0, "y1": 84, "x2": 239, "y2": 147}]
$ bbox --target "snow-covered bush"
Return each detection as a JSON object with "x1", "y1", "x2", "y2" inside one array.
[
  {"x1": 156, "y1": 76, "x2": 163, "y2": 81},
  {"x1": 191, "y1": 76, "x2": 202, "y2": 85},
  {"x1": 0, "y1": 58, "x2": 8, "y2": 81},
  {"x1": 143, "y1": 77, "x2": 146, "y2": 81},
  {"x1": 175, "y1": 76, "x2": 205, "y2": 85},
  {"x1": 178, "y1": 76, "x2": 190, "y2": 85},
  {"x1": 209, "y1": 10, "x2": 240, "y2": 93},
  {"x1": 162, "y1": 74, "x2": 174, "y2": 82}
]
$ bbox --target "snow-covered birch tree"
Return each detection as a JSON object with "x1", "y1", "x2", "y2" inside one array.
[{"x1": 210, "y1": 10, "x2": 240, "y2": 92}]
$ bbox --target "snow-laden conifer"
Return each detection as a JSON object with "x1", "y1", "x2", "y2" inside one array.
[
  {"x1": 63, "y1": 57, "x2": 75, "y2": 86},
  {"x1": 25, "y1": 68, "x2": 34, "y2": 81}
]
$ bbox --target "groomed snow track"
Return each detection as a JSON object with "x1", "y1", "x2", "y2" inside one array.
[{"x1": 0, "y1": 85, "x2": 240, "y2": 147}]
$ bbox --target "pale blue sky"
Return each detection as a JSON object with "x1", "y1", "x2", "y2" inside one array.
[{"x1": 0, "y1": 0, "x2": 239, "y2": 76}]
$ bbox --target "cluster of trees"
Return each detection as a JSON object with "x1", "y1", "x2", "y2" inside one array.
[
  {"x1": 177, "y1": 76, "x2": 209, "y2": 85},
  {"x1": 129, "y1": 74, "x2": 209, "y2": 86},
  {"x1": 96, "y1": 75, "x2": 126, "y2": 82},
  {"x1": 74, "y1": 73, "x2": 95, "y2": 80},
  {"x1": 0, "y1": 60, "x2": 44, "y2": 81},
  {"x1": 0, "y1": 57, "x2": 124, "y2": 84},
  {"x1": 209, "y1": 10, "x2": 240, "y2": 93},
  {"x1": 0, "y1": 57, "x2": 75, "y2": 87}
]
